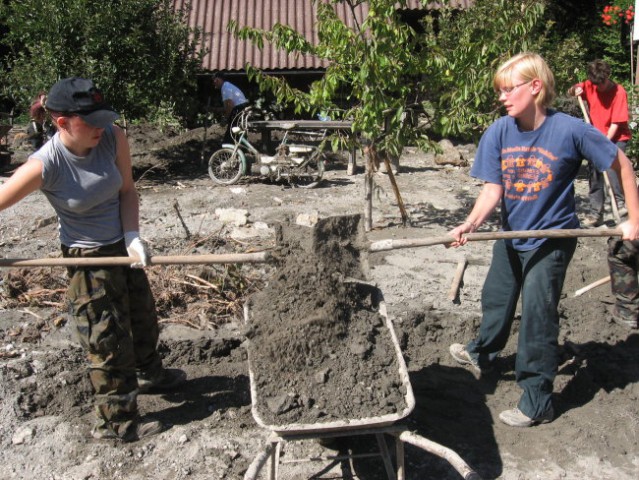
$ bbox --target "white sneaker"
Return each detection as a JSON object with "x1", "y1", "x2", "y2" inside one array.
[
  {"x1": 498, "y1": 407, "x2": 554, "y2": 427},
  {"x1": 449, "y1": 343, "x2": 481, "y2": 373}
]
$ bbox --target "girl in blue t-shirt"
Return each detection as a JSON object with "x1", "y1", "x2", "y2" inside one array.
[{"x1": 447, "y1": 52, "x2": 639, "y2": 428}]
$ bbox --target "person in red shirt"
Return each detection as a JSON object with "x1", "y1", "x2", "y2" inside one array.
[{"x1": 568, "y1": 59, "x2": 632, "y2": 226}]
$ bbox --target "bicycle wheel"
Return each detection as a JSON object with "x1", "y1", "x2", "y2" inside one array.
[
  {"x1": 208, "y1": 148, "x2": 244, "y2": 185},
  {"x1": 290, "y1": 149, "x2": 325, "y2": 189}
]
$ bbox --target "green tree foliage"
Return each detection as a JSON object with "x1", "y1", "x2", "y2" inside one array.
[
  {"x1": 422, "y1": 0, "x2": 547, "y2": 138},
  {"x1": 0, "y1": 0, "x2": 204, "y2": 122},
  {"x1": 231, "y1": 0, "x2": 433, "y2": 158},
  {"x1": 231, "y1": 0, "x2": 638, "y2": 144},
  {"x1": 426, "y1": 0, "x2": 594, "y2": 138},
  {"x1": 230, "y1": 0, "x2": 560, "y2": 147},
  {"x1": 593, "y1": 0, "x2": 634, "y2": 77},
  {"x1": 538, "y1": 0, "x2": 635, "y2": 85},
  {"x1": 580, "y1": 1, "x2": 639, "y2": 162}
]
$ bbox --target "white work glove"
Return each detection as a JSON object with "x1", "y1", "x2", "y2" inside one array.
[{"x1": 124, "y1": 231, "x2": 149, "y2": 268}]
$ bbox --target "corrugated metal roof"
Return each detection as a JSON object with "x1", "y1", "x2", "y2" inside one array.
[{"x1": 173, "y1": 0, "x2": 473, "y2": 72}]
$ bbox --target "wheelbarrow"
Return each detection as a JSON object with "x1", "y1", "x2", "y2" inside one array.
[{"x1": 243, "y1": 282, "x2": 481, "y2": 480}]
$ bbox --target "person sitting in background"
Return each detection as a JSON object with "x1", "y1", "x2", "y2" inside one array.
[
  {"x1": 567, "y1": 59, "x2": 631, "y2": 226},
  {"x1": 212, "y1": 72, "x2": 249, "y2": 144},
  {"x1": 26, "y1": 97, "x2": 53, "y2": 150}
]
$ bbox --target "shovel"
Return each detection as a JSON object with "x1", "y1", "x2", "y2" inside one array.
[
  {"x1": 0, "y1": 251, "x2": 270, "y2": 268},
  {"x1": 368, "y1": 227, "x2": 622, "y2": 252},
  {"x1": 0, "y1": 225, "x2": 622, "y2": 268}
]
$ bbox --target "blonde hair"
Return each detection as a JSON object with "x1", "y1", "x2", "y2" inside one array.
[{"x1": 493, "y1": 52, "x2": 556, "y2": 108}]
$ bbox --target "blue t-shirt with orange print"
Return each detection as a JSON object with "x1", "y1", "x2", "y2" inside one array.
[{"x1": 471, "y1": 109, "x2": 617, "y2": 251}]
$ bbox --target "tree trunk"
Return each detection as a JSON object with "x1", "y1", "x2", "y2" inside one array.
[{"x1": 364, "y1": 149, "x2": 374, "y2": 231}]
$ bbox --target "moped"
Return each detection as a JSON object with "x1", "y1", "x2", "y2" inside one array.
[{"x1": 207, "y1": 108, "x2": 324, "y2": 188}]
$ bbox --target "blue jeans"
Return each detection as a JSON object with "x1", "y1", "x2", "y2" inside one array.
[{"x1": 466, "y1": 238, "x2": 577, "y2": 419}]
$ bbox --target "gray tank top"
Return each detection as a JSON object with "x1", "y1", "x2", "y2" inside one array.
[{"x1": 34, "y1": 126, "x2": 123, "y2": 248}]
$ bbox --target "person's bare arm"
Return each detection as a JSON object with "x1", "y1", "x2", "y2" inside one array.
[
  {"x1": 610, "y1": 148, "x2": 639, "y2": 240},
  {"x1": 607, "y1": 123, "x2": 620, "y2": 141},
  {"x1": 114, "y1": 125, "x2": 150, "y2": 267},
  {"x1": 0, "y1": 158, "x2": 43, "y2": 211},
  {"x1": 113, "y1": 125, "x2": 140, "y2": 233},
  {"x1": 448, "y1": 182, "x2": 503, "y2": 247}
]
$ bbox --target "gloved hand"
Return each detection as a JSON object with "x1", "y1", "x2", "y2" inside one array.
[{"x1": 124, "y1": 231, "x2": 149, "y2": 268}]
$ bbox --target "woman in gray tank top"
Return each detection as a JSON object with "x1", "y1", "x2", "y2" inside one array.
[{"x1": 0, "y1": 78, "x2": 186, "y2": 442}]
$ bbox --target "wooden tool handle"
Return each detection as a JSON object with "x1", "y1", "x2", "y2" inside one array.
[
  {"x1": 574, "y1": 275, "x2": 611, "y2": 297},
  {"x1": 577, "y1": 95, "x2": 591, "y2": 124},
  {"x1": 0, "y1": 251, "x2": 270, "y2": 268},
  {"x1": 368, "y1": 228, "x2": 622, "y2": 252}
]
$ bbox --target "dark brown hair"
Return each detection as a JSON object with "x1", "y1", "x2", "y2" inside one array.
[{"x1": 587, "y1": 59, "x2": 611, "y2": 85}]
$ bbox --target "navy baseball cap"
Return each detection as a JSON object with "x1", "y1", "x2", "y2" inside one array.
[{"x1": 45, "y1": 77, "x2": 119, "y2": 128}]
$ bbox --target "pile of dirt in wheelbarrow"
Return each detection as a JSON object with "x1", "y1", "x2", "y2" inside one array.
[{"x1": 245, "y1": 215, "x2": 411, "y2": 427}]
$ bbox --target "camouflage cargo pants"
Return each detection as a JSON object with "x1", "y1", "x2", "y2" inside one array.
[
  {"x1": 62, "y1": 240, "x2": 162, "y2": 435},
  {"x1": 607, "y1": 238, "x2": 639, "y2": 323}
]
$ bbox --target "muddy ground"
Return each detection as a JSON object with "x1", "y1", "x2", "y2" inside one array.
[{"x1": 0, "y1": 123, "x2": 638, "y2": 480}]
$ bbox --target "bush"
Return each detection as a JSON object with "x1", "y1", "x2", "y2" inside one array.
[
  {"x1": 0, "y1": 0, "x2": 204, "y2": 123},
  {"x1": 421, "y1": 0, "x2": 547, "y2": 141}
]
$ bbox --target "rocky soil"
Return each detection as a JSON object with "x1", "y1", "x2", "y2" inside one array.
[{"x1": 0, "y1": 122, "x2": 638, "y2": 480}]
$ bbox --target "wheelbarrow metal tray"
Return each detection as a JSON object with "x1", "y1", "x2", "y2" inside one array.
[{"x1": 244, "y1": 285, "x2": 415, "y2": 435}]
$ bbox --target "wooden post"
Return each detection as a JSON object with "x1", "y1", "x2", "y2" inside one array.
[
  {"x1": 347, "y1": 144, "x2": 357, "y2": 175},
  {"x1": 364, "y1": 157, "x2": 373, "y2": 231},
  {"x1": 448, "y1": 257, "x2": 468, "y2": 301}
]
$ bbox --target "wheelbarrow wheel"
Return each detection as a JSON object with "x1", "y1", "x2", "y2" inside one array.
[
  {"x1": 290, "y1": 148, "x2": 324, "y2": 189},
  {"x1": 208, "y1": 148, "x2": 244, "y2": 186}
]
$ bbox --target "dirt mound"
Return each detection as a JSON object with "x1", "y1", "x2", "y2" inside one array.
[
  {"x1": 246, "y1": 216, "x2": 410, "y2": 427},
  {"x1": 3, "y1": 347, "x2": 92, "y2": 421}
]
